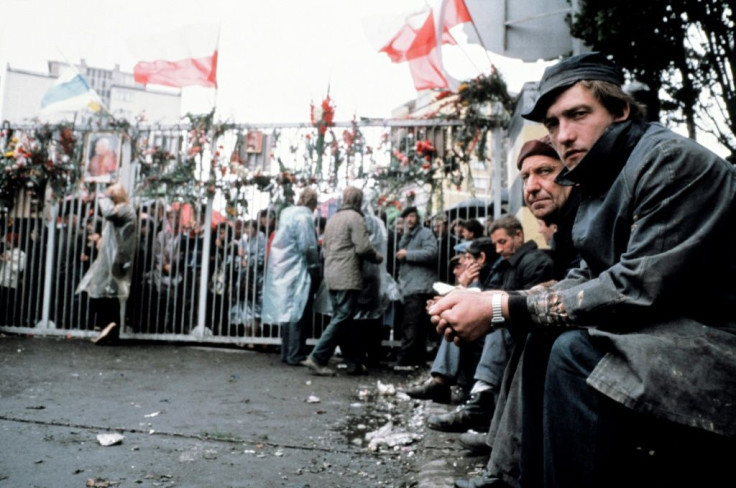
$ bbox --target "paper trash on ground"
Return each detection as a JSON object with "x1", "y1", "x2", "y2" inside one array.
[{"x1": 96, "y1": 433, "x2": 124, "y2": 446}]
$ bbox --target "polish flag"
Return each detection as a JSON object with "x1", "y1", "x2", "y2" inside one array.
[
  {"x1": 439, "y1": 0, "x2": 473, "y2": 43},
  {"x1": 379, "y1": 9, "x2": 449, "y2": 91},
  {"x1": 128, "y1": 23, "x2": 219, "y2": 89},
  {"x1": 375, "y1": 0, "x2": 475, "y2": 92}
]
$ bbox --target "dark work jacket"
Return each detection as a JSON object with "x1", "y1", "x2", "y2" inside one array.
[
  {"x1": 495, "y1": 240, "x2": 554, "y2": 292},
  {"x1": 548, "y1": 187, "x2": 581, "y2": 281},
  {"x1": 532, "y1": 120, "x2": 736, "y2": 437}
]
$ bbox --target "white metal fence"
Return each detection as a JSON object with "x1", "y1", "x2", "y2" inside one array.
[{"x1": 0, "y1": 118, "x2": 500, "y2": 346}]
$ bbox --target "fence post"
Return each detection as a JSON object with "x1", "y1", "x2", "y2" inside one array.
[
  {"x1": 37, "y1": 202, "x2": 57, "y2": 329},
  {"x1": 193, "y1": 195, "x2": 214, "y2": 337}
]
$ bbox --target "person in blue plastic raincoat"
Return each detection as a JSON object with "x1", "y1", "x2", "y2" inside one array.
[
  {"x1": 261, "y1": 188, "x2": 320, "y2": 365},
  {"x1": 76, "y1": 182, "x2": 137, "y2": 343}
]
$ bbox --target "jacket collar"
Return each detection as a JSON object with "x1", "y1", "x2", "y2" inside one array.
[
  {"x1": 507, "y1": 240, "x2": 538, "y2": 267},
  {"x1": 337, "y1": 204, "x2": 363, "y2": 217},
  {"x1": 555, "y1": 120, "x2": 647, "y2": 197}
]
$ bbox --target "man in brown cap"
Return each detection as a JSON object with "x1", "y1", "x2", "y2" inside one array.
[{"x1": 430, "y1": 52, "x2": 736, "y2": 487}]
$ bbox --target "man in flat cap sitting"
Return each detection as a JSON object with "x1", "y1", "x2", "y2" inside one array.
[{"x1": 429, "y1": 52, "x2": 736, "y2": 487}]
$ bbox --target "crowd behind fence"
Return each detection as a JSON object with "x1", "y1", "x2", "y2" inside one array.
[{"x1": 0, "y1": 119, "x2": 498, "y2": 348}]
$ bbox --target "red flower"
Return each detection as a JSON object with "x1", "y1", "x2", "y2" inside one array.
[
  {"x1": 435, "y1": 90, "x2": 453, "y2": 101},
  {"x1": 415, "y1": 139, "x2": 436, "y2": 155}
]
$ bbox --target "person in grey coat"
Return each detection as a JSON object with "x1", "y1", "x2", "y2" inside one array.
[
  {"x1": 395, "y1": 206, "x2": 438, "y2": 368},
  {"x1": 303, "y1": 186, "x2": 383, "y2": 376}
]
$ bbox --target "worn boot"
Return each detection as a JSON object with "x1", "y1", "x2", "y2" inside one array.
[
  {"x1": 427, "y1": 389, "x2": 495, "y2": 433},
  {"x1": 458, "y1": 430, "x2": 491, "y2": 455},
  {"x1": 454, "y1": 470, "x2": 510, "y2": 488},
  {"x1": 405, "y1": 377, "x2": 452, "y2": 404}
]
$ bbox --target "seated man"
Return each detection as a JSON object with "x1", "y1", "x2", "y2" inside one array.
[
  {"x1": 454, "y1": 136, "x2": 581, "y2": 486},
  {"x1": 406, "y1": 237, "x2": 501, "y2": 404},
  {"x1": 430, "y1": 52, "x2": 736, "y2": 488},
  {"x1": 426, "y1": 216, "x2": 554, "y2": 435}
]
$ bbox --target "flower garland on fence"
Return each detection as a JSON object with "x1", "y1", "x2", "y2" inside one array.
[
  {"x1": 434, "y1": 70, "x2": 514, "y2": 164},
  {"x1": 0, "y1": 72, "x2": 513, "y2": 221},
  {"x1": 309, "y1": 93, "x2": 336, "y2": 177},
  {"x1": 0, "y1": 123, "x2": 82, "y2": 208},
  {"x1": 371, "y1": 133, "x2": 446, "y2": 217}
]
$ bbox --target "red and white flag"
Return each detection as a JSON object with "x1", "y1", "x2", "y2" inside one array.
[
  {"x1": 379, "y1": 9, "x2": 448, "y2": 91},
  {"x1": 128, "y1": 23, "x2": 220, "y2": 89},
  {"x1": 439, "y1": 0, "x2": 473, "y2": 44},
  {"x1": 374, "y1": 0, "x2": 475, "y2": 91}
]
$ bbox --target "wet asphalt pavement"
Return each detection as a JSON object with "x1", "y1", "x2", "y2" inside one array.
[{"x1": 0, "y1": 334, "x2": 484, "y2": 488}]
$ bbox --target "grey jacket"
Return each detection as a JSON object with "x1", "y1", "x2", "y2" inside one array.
[
  {"x1": 397, "y1": 225, "x2": 438, "y2": 296},
  {"x1": 525, "y1": 121, "x2": 736, "y2": 437},
  {"x1": 322, "y1": 206, "x2": 381, "y2": 291}
]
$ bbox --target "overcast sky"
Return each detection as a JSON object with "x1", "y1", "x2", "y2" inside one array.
[{"x1": 0, "y1": 0, "x2": 552, "y2": 124}]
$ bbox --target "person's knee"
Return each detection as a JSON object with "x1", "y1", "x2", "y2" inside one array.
[{"x1": 547, "y1": 330, "x2": 603, "y2": 385}]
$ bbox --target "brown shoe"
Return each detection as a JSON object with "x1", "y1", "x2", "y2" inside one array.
[{"x1": 92, "y1": 322, "x2": 118, "y2": 345}]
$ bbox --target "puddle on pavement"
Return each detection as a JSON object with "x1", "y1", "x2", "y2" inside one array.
[
  {"x1": 339, "y1": 384, "x2": 427, "y2": 452},
  {"x1": 342, "y1": 393, "x2": 397, "y2": 448}
]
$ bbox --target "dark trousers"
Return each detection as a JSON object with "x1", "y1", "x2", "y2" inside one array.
[
  {"x1": 89, "y1": 297, "x2": 121, "y2": 339},
  {"x1": 397, "y1": 293, "x2": 433, "y2": 366},
  {"x1": 310, "y1": 289, "x2": 360, "y2": 367},
  {"x1": 522, "y1": 329, "x2": 735, "y2": 488}
]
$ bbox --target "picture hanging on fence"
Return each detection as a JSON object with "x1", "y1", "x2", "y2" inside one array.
[
  {"x1": 83, "y1": 132, "x2": 121, "y2": 183},
  {"x1": 245, "y1": 130, "x2": 263, "y2": 154}
]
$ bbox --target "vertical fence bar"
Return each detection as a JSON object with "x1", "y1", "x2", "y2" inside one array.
[
  {"x1": 38, "y1": 203, "x2": 57, "y2": 329},
  {"x1": 195, "y1": 196, "x2": 214, "y2": 337}
]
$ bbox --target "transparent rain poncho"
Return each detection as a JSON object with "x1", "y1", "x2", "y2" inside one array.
[{"x1": 261, "y1": 206, "x2": 319, "y2": 324}]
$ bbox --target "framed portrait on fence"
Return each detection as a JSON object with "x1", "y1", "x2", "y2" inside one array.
[
  {"x1": 245, "y1": 130, "x2": 263, "y2": 154},
  {"x1": 83, "y1": 132, "x2": 121, "y2": 183}
]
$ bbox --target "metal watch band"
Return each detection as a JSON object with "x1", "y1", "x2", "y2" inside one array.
[{"x1": 491, "y1": 293, "x2": 505, "y2": 324}]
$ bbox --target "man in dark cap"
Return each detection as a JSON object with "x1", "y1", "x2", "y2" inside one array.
[
  {"x1": 394, "y1": 206, "x2": 438, "y2": 368},
  {"x1": 430, "y1": 52, "x2": 736, "y2": 487}
]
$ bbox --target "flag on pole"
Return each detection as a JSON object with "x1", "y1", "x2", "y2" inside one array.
[
  {"x1": 379, "y1": 9, "x2": 448, "y2": 91},
  {"x1": 40, "y1": 68, "x2": 104, "y2": 114},
  {"x1": 128, "y1": 23, "x2": 219, "y2": 88},
  {"x1": 439, "y1": 0, "x2": 473, "y2": 43},
  {"x1": 376, "y1": 0, "x2": 475, "y2": 91}
]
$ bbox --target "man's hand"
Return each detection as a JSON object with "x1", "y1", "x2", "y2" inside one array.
[
  {"x1": 396, "y1": 249, "x2": 408, "y2": 260},
  {"x1": 457, "y1": 262, "x2": 480, "y2": 287},
  {"x1": 375, "y1": 253, "x2": 384, "y2": 264},
  {"x1": 427, "y1": 290, "x2": 502, "y2": 344}
]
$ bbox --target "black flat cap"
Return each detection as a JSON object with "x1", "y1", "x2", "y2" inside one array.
[
  {"x1": 522, "y1": 52, "x2": 624, "y2": 122},
  {"x1": 400, "y1": 206, "x2": 419, "y2": 218}
]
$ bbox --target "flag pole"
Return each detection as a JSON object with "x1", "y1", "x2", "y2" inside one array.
[{"x1": 434, "y1": 0, "x2": 497, "y2": 81}]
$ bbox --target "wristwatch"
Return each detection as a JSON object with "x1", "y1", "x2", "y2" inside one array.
[{"x1": 491, "y1": 293, "x2": 505, "y2": 326}]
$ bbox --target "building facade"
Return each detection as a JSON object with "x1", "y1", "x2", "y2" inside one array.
[{"x1": 1, "y1": 59, "x2": 181, "y2": 124}]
